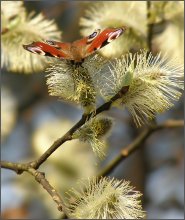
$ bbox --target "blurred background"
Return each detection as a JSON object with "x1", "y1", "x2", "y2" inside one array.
[{"x1": 1, "y1": 1, "x2": 184, "y2": 219}]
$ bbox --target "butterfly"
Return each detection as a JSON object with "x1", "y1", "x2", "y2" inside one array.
[{"x1": 23, "y1": 27, "x2": 126, "y2": 63}]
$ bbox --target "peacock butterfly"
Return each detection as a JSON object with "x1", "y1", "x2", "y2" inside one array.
[{"x1": 23, "y1": 27, "x2": 126, "y2": 63}]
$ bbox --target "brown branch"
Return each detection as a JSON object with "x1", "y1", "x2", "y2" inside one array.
[
  {"x1": 27, "y1": 168, "x2": 64, "y2": 212},
  {"x1": 98, "y1": 119, "x2": 184, "y2": 177},
  {"x1": 29, "y1": 85, "x2": 129, "y2": 170},
  {"x1": 0, "y1": 85, "x2": 129, "y2": 215},
  {"x1": 1, "y1": 119, "x2": 183, "y2": 212},
  {"x1": 0, "y1": 161, "x2": 29, "y2": 174},
  {"x1": 0, "y1": 161, "x2": 67, "y2": 215},
  {"x1": 0, "y1": 86, "x2": 129, "y2": 172}
]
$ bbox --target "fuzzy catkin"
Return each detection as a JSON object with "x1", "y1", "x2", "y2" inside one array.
[
  {"x1": 72, "y1": 65, "x2": 96, "y2": 113},
  {"x1": 1, "y1": 1, "x2": 61, "y2": 73},
  {"x1": 98, "y1": 51, "x2": 184, "y2": 126},
  {"x1": 65, "y1": 177, "x2": 146, "y2": 219},
  {"x1": 73, "y1": 117, "x2": 113, "y2": 158}
]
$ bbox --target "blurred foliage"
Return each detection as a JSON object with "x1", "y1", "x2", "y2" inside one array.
[{"x1": 1, "y1": 1, "x2": 61, "y2": 73}]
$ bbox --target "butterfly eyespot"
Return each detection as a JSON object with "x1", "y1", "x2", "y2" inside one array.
[
  {"x1": 107, "y1": 29, "x2": 123, "y2": 43},
  {"x1": 45, "y1": 40, "x2": 55, "y2": 46},
  {"x1": 87, "y1": 29, "x2": 101, "y2": 42},
  {"x1": 89, "y1": 32, "x2": 97, "y2": 39},
  {"x1": 23, "y1": 27, "x2": 126, "y2": 61},
  {"x1": 25, "y1": 46, "x2": 46, "y2": 55}
]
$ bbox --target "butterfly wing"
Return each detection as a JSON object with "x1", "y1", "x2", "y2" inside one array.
[
  {"x1": 70, "y1": 27, "x2": 126, "y2": 61},
  {"x1": 23, "y1": 27, "x2": 126, "y2": 62},
  {"x1": 23, "y1": 41, "x2": 73, "y2": 60},
  {"x1": 84, "y1": 27, "x2": 126, "y2": 57}
]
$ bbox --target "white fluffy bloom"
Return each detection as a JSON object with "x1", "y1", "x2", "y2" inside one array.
[
  {"x1": 46, "y1": 61, "x2": 76, "y2": 101},
  {"x1": 73, "y1": 117, "x2": 113, "y2": 158},
  {"x1": 46, "y1": 55, "x2": 107, "y2": 113},
  {"x1": 65, "y1": 177, "x2": 146, "y2": 219},
  {"x1": 98, "y1": 51, "x2": 184, "y2": 126},
  {"x1": 1, "y1": 1, "x2": 61, "y2": 73},
  {"x1": 162, "y1": 1, "x2": 184, "y2": 21},
  {"x1": 1, "y1": 1, "x2": 26, "y2": 19},
  {"x1": 80, "y1": 2, "x2": 147, "y2": 58},
  {"x1": 154, "y1": 2, "x2": 184, "y2": 64},
  {"x1": 155, "y1": 23, "x2": 184, "y2": 64}
]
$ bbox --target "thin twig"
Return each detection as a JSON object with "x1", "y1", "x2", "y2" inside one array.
[
  {"x1": 0, "y1": 161, "x2": 29, "y2": 174},
  {"x1": 27, "y1": 168, "x2": 65, "y2": 213},
  {"x1": 29, "y1": 85, "x2": 129, "y2": 170},
  {"x1": 1, "y1": 85, "x2": 129, "y2": 216},
  {"x1": 98, "y1": 119, "x2": 184, "y2": 177},
  {"x1": 0, "y1": 160, "x2": 67, "y2": 215},
  {"x1": 1, "y1": 85, "x2": 129, "y2": 172},
  {"x1": 1, "y1": 119, "x2": 183, "y2": 214}
]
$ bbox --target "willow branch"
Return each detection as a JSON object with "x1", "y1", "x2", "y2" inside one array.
[
  {"x1": 27, "y1": 168, "x2": 64, "y2": 212},
  {"x1": 29, "y1": 85, "x2": 129, "y2": 170},
  {"x1": 0, "y1": 160, "x2": 67, "y2": 215},
  {"x1": 0, "y1": 161, "x2": 29, "y2": 174},
  {"x1": 1, "y1": 85, "x2": 129, "y2": 215},
  {"x1": 1, "y1": 86, "x2": 129, "y2": 172},
  {"x1": 98, "y1": 119, "x2": 184, "y2": 177}
]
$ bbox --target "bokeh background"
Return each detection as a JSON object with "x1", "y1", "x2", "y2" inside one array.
[{"x1": 1, "y1": 1, "x2": 184, "y2": 219}]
